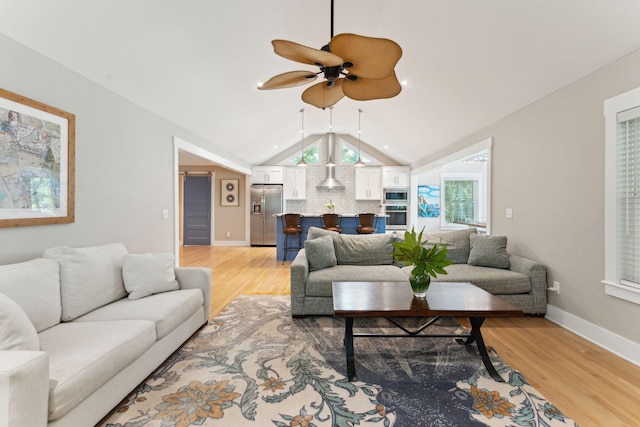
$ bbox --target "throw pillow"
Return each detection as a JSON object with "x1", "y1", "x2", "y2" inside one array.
[
  {"x1": 304, "y1": 235, "x2": 337, "y2": 271},
  {"x1": 467, "y1": 234, "x2": 510, "y2": 269},
  {"x1": 43, "y1": 243, "x2": 129, "y2": 321},
  {"x1": 122, "y1": 253, "x2": 180, "y2": 300},
  {"x1": 0, "y1": 292, "x2": 39, "y2": 351}
]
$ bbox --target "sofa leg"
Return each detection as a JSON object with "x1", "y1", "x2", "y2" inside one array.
[{"x1": 292, "y1": 314, "x2": 306, "y2": 319}]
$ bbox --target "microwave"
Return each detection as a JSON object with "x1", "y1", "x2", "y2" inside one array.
[{"x1": 383, "y1": 188, "x2": 409, "y2": 203}]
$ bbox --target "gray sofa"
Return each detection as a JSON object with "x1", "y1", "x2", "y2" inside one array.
[
  {"x1": 0, "y1": 243, "x2": 211, "y2": 427},
  {"x1": 290, "y1": 227, "x2": 547, "y2": 317}
]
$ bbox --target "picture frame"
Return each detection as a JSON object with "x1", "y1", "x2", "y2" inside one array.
[
  {"x1": 0, "y1": 88, "x2": 75, "y2": 227},
  {"x1": 417, "y1": 185, "x2": 440, "y2": 218},
  {"x1": 220, "y1": 178, "x2": 239, "y2": 206}
]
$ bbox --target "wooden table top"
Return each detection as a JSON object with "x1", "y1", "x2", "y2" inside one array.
[{"x1": 332, "y1": 281, "x2": 523, "y2": 318}]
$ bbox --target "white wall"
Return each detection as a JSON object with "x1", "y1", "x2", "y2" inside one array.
[
  {"x1": 0, "y1": 34, "x2": 248, "y2": 263},
  {"x1": 413, "y1": 48, "x2": 640, "y2": 346}
]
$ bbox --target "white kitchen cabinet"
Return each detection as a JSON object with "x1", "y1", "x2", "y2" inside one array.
[
  {"x1": 284, "y1": 167, "x2": 307, "y2": 199},
  {"x1": 355, "y1": 167, "x2": 382, "y2": 200},
  {"x1": 382, "y1": 166, "x2": 410, "y2": 188},
  {"x1": 252, "y1": 166, "x2": 284, "y2": 184}
]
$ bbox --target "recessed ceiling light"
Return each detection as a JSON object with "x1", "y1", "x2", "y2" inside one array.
[
  {"x1": 257, "y1": 81, "x2": 264, "y2": 88},
  {"x1": 384, "y1": 145, "x2": 389, "y2": 149},
  {"x1": 401, "y1": 79, "x2": 408, "y2": 86}
]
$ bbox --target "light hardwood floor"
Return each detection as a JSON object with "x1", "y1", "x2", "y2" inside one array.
[{"x1": 180, "y1": 245, "x2": 640, "y2": 427}]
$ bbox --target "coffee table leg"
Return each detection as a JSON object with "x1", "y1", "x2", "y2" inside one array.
[
  {"x1": 469, "y1": 317, "x2": 504, "y2": 382},
  {"x1": 345, "y1": 317, "x2": 357, "y2": 382}
]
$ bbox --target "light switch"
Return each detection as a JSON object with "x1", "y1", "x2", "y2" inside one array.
[
  {"x1": 162, "y1": 209, "x2": 169, "y2": 220},
  {"x1": 505, "y1": 208, "x2": 513, "y2": 219}
]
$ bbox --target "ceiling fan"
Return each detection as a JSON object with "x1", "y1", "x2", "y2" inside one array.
[{"x1": 258, "y1": 0, "x2": 403, "y2": 109}]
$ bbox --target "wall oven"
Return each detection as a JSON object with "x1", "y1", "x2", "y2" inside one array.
[
  {"x1": 383, "y1": 188, "x2": 409, "y2": 204},
  {"x1": 385, "y1": 204, "x2": 408, "y2": 230}
]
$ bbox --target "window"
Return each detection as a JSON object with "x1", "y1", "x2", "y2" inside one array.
[
  {"x1": 290, "y1": 143, "x2": 320, "y2": 165},
  {"x1": 340, "y1": 140, "x2": 374, "y2": 165},
  {"x1": 440, "y1": 173, "x2": 483, "y2": 228},
  {"x1": 603, "y1": 86, "x2": 640, "y2": 304}
]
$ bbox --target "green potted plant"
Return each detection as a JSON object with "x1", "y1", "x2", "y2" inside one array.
[{"x1": 391, "y1": 227, "x2": 453, "y2": 297}]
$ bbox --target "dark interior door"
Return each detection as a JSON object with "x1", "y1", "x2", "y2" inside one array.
[{"x1": 183, "y1": 175, "x2": 211, "y2": 245}]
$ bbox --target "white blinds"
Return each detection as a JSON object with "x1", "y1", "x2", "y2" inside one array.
[{"x1": 617, "y1": 107, "x2": 640, "y2": 286}]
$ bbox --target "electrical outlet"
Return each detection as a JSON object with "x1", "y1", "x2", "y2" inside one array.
[
  {"x1": 505, "y1": 208, "x2": 513, "y2": 219},
  {"x1": 549, "y1": 281, "x2": 560, "y2": 295},
  {"x1": 226, "y1": 231, "x2": 231, "y2": 238}
]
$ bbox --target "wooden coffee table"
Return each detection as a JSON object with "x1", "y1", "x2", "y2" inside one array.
[{"x1": 332, "y1": 281, "x2": 523, "y2": 382}]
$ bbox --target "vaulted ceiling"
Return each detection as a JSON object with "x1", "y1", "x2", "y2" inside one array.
[{"x1": 2, "y1": 1, "x2": 640, "y2": 168}]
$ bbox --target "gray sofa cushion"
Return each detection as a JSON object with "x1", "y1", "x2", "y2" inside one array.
[
  {"x1": 468, "y1": 234, "x2": 510, "y2": 269},
  {"x1": 306, "y1": 265, "x2": 408, "y2": 297},
  {"x1": 307, "y1": 227, "x2": 394, "y2": 265},
  {"x1": 304, "y1": 235, "x2": 337, "y2": 271},
  {"x1": 426, "y1": 264, "x2": 531, "y2": 295},
  {"x1": 424, "y1": 228, "x2": 477, "y2": 264}
]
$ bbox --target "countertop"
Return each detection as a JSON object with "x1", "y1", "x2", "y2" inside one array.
[{"x1": 274, "y1": 213, "x2": 389, "y2": 217}]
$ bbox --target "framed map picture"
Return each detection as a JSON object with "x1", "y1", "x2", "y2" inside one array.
[{"x1": 0, "y1": 88, "x2": 75, "y2": 227}]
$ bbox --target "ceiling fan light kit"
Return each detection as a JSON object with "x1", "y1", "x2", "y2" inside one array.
[{"x1": 258, "y1": 0, "x2": 402, "y2": 109}]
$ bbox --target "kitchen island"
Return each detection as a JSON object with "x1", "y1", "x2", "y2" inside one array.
[{"x1": 275, "y1": 213, "x2": 387, "y2": 261}]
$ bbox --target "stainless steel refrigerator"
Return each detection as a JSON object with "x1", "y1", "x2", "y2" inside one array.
[{"x1": 250, "y1": 184, "x2": 283, "y2": 246}]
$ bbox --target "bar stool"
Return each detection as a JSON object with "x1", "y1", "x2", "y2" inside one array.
[
  {"x1": 322, "y1": 213, "x2": 342, "y2": 233},
  {"x1": 281, "y1": 213, "x2": 303, "y2": 264},
  {"x1": 356, "y1": 213, "x2": 378, "y2": 234}
]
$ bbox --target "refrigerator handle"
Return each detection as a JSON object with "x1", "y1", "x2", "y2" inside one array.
[{"x1": 262, "y1": 195, "x2": 266, "y2": 223}]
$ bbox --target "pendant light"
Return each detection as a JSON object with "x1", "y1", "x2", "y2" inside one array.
[
  {"x1": 354, "y1": 108, "x2": 365, "y2": 167},
  {"x1": 296, "y1": 108, "x2": 308, "y2": 167},
  {"x1": 326, "y1": 107, "x2": 336, "y2": 167}
]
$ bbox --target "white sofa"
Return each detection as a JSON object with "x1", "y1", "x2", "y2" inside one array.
[{"x1": 0, "y1": 243, "x2": 211, "y2": 427}]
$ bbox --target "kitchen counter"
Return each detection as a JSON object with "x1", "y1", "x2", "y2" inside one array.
[{"x1": 276, "y1": 213, "x2": 388, "y2": 261}]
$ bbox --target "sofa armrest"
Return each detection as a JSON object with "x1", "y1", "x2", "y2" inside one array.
[
  {"x1": 508, "y1": 254, "x2": 548, "y2": 314},
  {"x1": 0, "y1": 351, "x2": 49, "y2": 427},
  {"x1": 290, "y1": 249, "x2": 310, "y2": 317},
  {"x1": 174, "y1": 267, "x2": 212, "y2": 323}
]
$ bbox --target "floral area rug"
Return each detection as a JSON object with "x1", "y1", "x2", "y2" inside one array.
[{"x1": 100, "y1": 295, "x2": 577, "y2": 427}]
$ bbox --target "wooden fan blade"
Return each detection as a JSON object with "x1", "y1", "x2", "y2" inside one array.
[
  {"x1": 258, "y1": 71, "x2": 318, "y2": 90},
  {"x1": 329, "y1": 33, "x2": 402, "y2": 80},
  {"x1": 342, "y1": 71, "x2": 402, "y2": 101},
  {"x1": 272, "y1": 40, "x2": 343, "y2": 67},
  {"x1": 301, "y1": 79, "x2": 345, "y2": 109}
]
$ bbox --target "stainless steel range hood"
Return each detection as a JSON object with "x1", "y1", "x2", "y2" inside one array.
[{"x1": 316, "y1": 133, "x2": 345, "y2": 190}]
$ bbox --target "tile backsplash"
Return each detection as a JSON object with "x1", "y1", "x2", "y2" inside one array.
[{"x1": 284, "y1": 165, "x2": 382, "y2": 215}]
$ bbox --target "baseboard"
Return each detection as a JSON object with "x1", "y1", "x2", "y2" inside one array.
[{"x1": 545, "y1": 304, "x2": 640, "y2": 367}]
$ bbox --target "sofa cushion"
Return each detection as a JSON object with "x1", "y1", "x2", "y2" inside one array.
[
  {"x1": 306, "y1": 265, "x2": 408, "y2": 297},
  {"x1": 0, "y1": 292, "x2": 39, "y2": 351},
  {"x1": 307, "y1": 227, "x2": 394, "y2": 266},
  {"x1": 428, "y1": 264, "x2": 531, "y2": 295},
  {"x1": 122, "y1": 253, "x2": 179, "y2": 300},
  {"x1": 43, "y1": 244, "x2": 128, "y2": 321},
  {"x1": 304, "y1": 235, "x2": 337, "y2": 271},
  {"x1": 73, "y1": 288, "x2": 204, "y2": 340},
  {"x1": 424, "y1": 228, "x2": 477, "y2": 264},
  {"x1": 468, "y1": 234, "x2": 510, "y2": 269},
  {"x1": 39, "y1": 319, "x2": 156, "y2": 420},
  {"x1": 0, "y1": 258, "x2": 61, "y2": 332}
]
